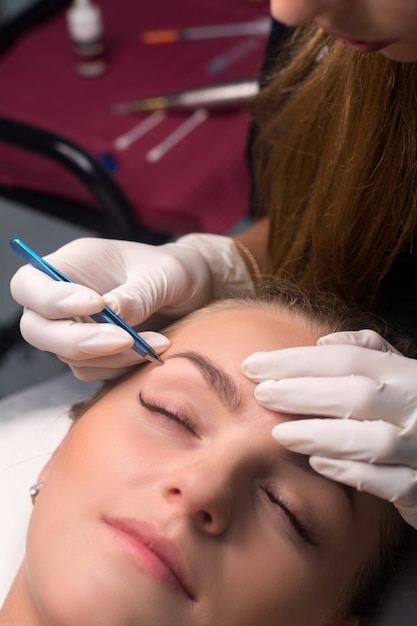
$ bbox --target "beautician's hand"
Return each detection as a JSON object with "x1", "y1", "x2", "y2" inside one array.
[
  {"x1": 242, "y1": 330, "x2": 417, "y2": 529},
  {"x1": 10, "y1": 235, "x2": 252, "y2": 381}
]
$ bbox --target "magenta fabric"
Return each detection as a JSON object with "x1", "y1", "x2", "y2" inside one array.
[{"x1": 0, "y1": 0, "x2": 269, "y2": 235}]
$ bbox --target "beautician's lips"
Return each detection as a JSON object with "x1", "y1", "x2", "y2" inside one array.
[
  {"x1": 324, "y1": 30, "x2": 396, "y2": 52},
  {"x1": 103, "y1": 516, "x2": 196, "y2": 601}
]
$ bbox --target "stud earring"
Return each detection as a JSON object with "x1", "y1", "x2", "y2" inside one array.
[{"x1": 29, "y1": 482, "x2": 44, "y2": 505}]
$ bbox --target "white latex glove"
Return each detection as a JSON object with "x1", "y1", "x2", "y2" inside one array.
[
  {"x1": 10, "y1": 235, "x2": 252, "y2": 381},
  {"x1": 241, "y1": 330, "x2": 417, "y2": 529}
]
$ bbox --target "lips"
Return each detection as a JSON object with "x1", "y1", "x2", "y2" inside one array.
[
  {"x1": 103, "y1": 516, "x2": 196, "y2": 601},
  {"x1": 334, "y1": 36, "x2": 395, "y2": 53},
  {"x1": 323, "y1": 29, "x2": 396, "y2": 53}
]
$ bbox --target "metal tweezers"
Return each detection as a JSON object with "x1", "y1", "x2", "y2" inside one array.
[{"x1": 10, "y1": 238, "x2": 163, "y2": 365}]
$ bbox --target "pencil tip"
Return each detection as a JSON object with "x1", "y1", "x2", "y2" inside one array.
[
  {"x1": 112, "y1": 96, "x2": 168, "y2": 115},
  {"x1": 141, "y1": 29, "x2": 179, "y2": 44}
]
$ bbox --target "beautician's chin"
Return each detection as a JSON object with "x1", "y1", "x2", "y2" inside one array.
[
  {"x1": 377, "y1": 41, "x2": 417, "y2": 62},
  {"x1": 323, "y1": 30, "x2": 397, "y2": 54},
  {"x1": 336, "y1": 36, "x2": 397, "y2": 53},
  {"x1": 331, "y1": 33, "x2": 417, "y2": 62}
]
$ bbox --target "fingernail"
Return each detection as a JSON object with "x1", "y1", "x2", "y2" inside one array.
[
  {"x1": 271, "y1": 424, "x2": 288, "y2": 442},
  {"x1": 140, "y1": 332, "x2": 171, "y2": 351},
  {"x1": 254, "y1": 381, "x2": 275, "y2": 403},
  {"x1": 271, "y1": 423, "x2": 300, "y2": 444},
  {"x1": 240, "y1": 358, "x2": 253, "y2": 375}
]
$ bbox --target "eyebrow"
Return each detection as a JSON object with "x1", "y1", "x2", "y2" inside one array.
[{"x1": 165, "y1": 351, "x2": 243, "y2": 412}]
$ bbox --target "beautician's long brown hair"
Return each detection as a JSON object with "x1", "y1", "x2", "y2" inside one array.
[{"x1": 253, "y1": 24, "x2": 417, "y2": 312}]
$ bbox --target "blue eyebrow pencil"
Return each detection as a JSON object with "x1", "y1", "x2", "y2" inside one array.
[{"x1": 10, "y1": 238, "x2": 164, "y2": 366}]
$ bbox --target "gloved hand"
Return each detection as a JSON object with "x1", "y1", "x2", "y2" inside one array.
[
  {"x1": 241, "y1": 329, "x2": 417, "y2": 529},
  {"x1": 10, "y1": 234, "x2": 252, "y2": 381}
]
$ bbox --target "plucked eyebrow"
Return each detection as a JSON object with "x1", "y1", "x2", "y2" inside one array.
[{"x1": 165, "y1": 351, "x2": 243, "y2": 412}]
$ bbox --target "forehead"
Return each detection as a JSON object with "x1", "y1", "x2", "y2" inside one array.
[{"x1": 166, "y1": 306, "x2": 319, "y2": 364}]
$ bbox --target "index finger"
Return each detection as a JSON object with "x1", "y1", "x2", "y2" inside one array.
[
  {"x1": 10, "y1": 265, "x2": 104, "y2": 318},
  {"x1": 241, "y1": 344, "x2": 399, "y2": 382}
]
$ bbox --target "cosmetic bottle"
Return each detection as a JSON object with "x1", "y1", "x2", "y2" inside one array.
[{"x1": 66, "y1": 0, "x2": 107, "y2": 77}]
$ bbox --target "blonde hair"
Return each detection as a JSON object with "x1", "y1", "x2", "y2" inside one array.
[{"x1": 253, "y1": 24, "x2": 417, "y2": 313}]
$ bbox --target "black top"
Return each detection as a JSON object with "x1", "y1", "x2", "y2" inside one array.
[{"x1": 379, "y1": 242, "x2": 417, "y2": 346}]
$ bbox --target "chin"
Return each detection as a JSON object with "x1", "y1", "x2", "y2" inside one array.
[{"x1": 379, "y1": 43, "x2": 417, "y2": 63}]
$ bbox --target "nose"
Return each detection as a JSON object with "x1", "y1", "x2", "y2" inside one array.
[
  {"x1": 271, "y1": 0, "x2": 348, "y2": 26},
  {"x1": 162, "y1": 443, "x2": 256, "y2": 536}
]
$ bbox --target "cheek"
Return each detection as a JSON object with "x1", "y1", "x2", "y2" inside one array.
[
  {"x1": 26, "y1": 404, "x2": 179, "y2": 553},
  {"x1": 23, "y1": 419, "x2": 167, "y2": 623},
  {"x1": 213, "y1": 533, "x2": 339, "y2": 626},
  {"x1": 62, "y1": 407, "x2": 172, "y2": 486},
  {"x1": 25, "y1": 413, "x2": 155, "y2": 541},
  {"x1": 381, "y1": 39, "x2": 417, "y2": 62}
]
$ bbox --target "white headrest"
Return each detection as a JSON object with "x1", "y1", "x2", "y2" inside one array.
[{"x1": 0, "y1": 372, "x2": 99, "y2": 603}]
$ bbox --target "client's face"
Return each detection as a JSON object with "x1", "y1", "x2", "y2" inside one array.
[{"x1": 24, "y1": 307, "x2": 383, "y2": 626}]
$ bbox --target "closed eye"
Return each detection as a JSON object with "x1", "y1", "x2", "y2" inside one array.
[
  {"x1": 138, "y1": 394, "x2": 318, "y2": 545},
  {"x1": 264, "y1": 488, "x2": 319, "y2": 546},
  {"x1": 138, "y1": 392, "x2": 200, "y2": 437}
]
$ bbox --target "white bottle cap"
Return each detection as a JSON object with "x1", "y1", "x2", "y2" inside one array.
[{"x1": 67, "y1": 0, "x2": 103, "y2": 43}]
